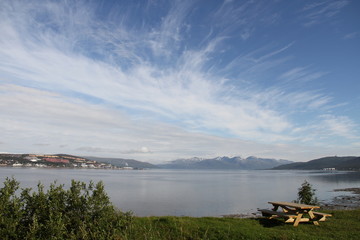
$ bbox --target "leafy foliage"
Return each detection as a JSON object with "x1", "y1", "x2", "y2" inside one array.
[
  {"x1": 0, "y1": 177, "x2": 132, "y2": 239},
  {"x1": 296, "y1": 180, "x2": 318, "y2": 205}
]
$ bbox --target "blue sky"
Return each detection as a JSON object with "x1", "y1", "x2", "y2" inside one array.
[{"x1": 0, "y1": 0, "x2": 359, "y2": 163}]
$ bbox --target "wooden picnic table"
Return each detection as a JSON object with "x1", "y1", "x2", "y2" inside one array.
[{"x1": 259, "y1": 201, "x2": 331, "y2": 227}]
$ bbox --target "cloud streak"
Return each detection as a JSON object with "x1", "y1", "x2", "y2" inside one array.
[{"x1": 301, "y1": 0, "x2": 349, "y2": 26}]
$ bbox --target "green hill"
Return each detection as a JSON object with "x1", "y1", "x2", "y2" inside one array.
[
  {"x1": 85, "y1": 156, "x2": 158, "y2": 169},
  {"x1": 273, "y1": 156, "x2": 360, "y2": 170},
  {"x1": 337, "y1": 157, "x2": 360, "y2": 170}
]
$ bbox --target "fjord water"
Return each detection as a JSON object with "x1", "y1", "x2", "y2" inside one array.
[{"x1": 1, "y1": 168, "x2": 360, "y2": 217}]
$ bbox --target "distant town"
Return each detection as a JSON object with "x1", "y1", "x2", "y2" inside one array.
[{"x1": 0, "y1": 153, "x2": 138, "y2": 170}]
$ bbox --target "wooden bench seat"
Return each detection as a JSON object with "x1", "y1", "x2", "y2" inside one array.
[
  {"x1": 313, "y1": 212, "x2": 332, "y2": 222},
  {"x1": 259, "y1": 209, "x2": 298, "y2": 223}
]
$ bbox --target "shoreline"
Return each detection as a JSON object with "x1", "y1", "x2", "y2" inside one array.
[{"x1": 321, "y1": 187, "x2": 360, "y2": 210}]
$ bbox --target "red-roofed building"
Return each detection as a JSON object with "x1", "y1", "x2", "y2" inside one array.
[{"x1": 44, "y1": 158, "x2": 69, "y2": 164}]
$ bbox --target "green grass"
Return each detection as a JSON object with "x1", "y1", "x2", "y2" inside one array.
[{"x1": 121, "y1": 209, "x2": 360, "y2": 240}]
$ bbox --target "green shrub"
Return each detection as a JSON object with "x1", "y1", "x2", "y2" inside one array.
[
  {"x1": 0, "y1": 177, "x2": 132, "y2": 240},
  {"x1": 0, "y1": 177, "x2": 23, "y2": 239},
  {"x1": 296, "y1": 180, "x2": 318, "y2": 205}
]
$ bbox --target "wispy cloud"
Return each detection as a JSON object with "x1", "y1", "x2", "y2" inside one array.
[
  {"x1": 301, "y1": 0, "x2": 349, "y2": 26},
  {"x1": 290, "y1": 114, "x2": 358, "y2": 145},
  {"x1": 148, "y1": 0, "x2": 193, "y2": 57},
  {"x1": 279, "y1": 67, "x2": 327, "y2": 84},
  {"x1": 218, "y1": 42, "x2": 294, "y2": 80},
  {"x1": 247, "y1": 42, "x2": 295, "y2": 64},
  {"x1": 212, "y1": 0, "x2": 281, "y2": 40},
  {"x1": 252, "y1": 88, "x2": 332, "y2": 113},
  {"x1": 343, "y1": 32, "x2": 358, "y2": 40},
  {"x1": 318, "y1": 114, "x2": 357, "y2": 139}
]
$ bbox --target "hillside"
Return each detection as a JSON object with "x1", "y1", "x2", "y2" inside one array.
[
  {"x1": 85, "y1": 156, "x2": 158, "y2": 169},
  {"x1": 158, "y1": 156, "x2": 292, "y2": 170},
  {"x1": 337, "y1": 157, "x2": 360, "y2": 170},
  {"x1": 0, "y1": 153, "x2": 113, "y2": 169},
  {"x1": 273, "y1": 156, "x2": 360, "y2": 170}
]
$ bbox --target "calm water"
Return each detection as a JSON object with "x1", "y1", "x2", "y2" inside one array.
[{"x1": 1, "y1": 168, "x2": 360, "y2": 217}]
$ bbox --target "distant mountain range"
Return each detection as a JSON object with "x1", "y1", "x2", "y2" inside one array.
[
  {"x1": 3, "y1": 153, "x2": 359, "y2": 171},
  {"x1": 87, "y1": 155, "x2": 360, "y2": 170},
  {"x1": 85, "y1": 156, "x2": 158, "y2": 169},
  {"x1": 157, "y1": 156, "x2": 293, "y2": 170},
  {"x1": 272, "y1": 156, "x2": 360, "y2": 170}
]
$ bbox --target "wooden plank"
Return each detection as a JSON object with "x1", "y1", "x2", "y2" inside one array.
[
  {"x1": 268, "y1": 201, "x2": 320, "y2": 209},
  {"x1": 259, "y1": 209, "x2": 297, "y2": 218},
  {"x1": 285, "y1": 218, "x2": 310, "y2": 223},
  {"x1": 293, "y1": 213, "x2": 303, "y2": 227},
  {"x1": 313, "y1": 212, "x2": 332, "y2": 222},
  {"x1": 313, "y1": 212, "x2": 332, "y2": 216},
  {"x1": 308, "y1": 211, "x2": 319, "y2": 226}
]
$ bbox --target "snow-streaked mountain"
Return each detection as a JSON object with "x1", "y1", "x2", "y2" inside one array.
[{"x1": 158, "y1": 156, "x2": 292, "y2": 170}]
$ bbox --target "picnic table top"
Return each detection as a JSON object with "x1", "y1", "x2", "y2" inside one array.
[{"x1": 268, "y1": 201, "x2": 320, "y2": 210}]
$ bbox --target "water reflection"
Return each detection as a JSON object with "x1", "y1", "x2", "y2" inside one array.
[{"x1": 308, "y1": 171, "x2": 360, "y2": 183}]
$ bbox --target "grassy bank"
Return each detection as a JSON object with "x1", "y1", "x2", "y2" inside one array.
[{"x1": 122, "y1": 209, "x2": 360, "y2": 240}]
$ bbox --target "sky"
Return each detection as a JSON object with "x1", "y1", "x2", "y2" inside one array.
[{"x1": 0, "y1": 0, "x2": 359, "y2": 163}]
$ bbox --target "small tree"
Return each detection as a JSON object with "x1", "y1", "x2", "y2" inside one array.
[{"x1": 296, "y1": 180, "x2": 318, "y2": 205}]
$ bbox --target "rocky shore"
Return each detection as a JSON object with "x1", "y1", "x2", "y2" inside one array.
[{"x1": 321, "y1": 188, "x2": 360, "y2": 210}]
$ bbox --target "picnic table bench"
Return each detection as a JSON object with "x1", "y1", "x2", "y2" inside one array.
[{"x1": 259, "y1": 201, "x2": 332, "y2": 227}]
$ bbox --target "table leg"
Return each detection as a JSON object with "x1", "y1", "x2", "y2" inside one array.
[
  {"x1": 293, "y1": 213, "x2": 303, "y2": 227},
  {"x1": 308, "y1": 211, "x2": 319, "y2": 226},
  {"x1": 272, "y1": 205, "x2": 279, "y2": 211}
]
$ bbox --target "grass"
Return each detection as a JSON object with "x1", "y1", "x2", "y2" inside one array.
[{"x1": 121, "y1": 209, "x2": 360, "y2": 240}]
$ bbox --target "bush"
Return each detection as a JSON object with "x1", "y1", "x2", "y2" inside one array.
[
  {"x1": 295, "y1": 180, "x2": 318, "y2": 205},
  {"x1": 0, "y1": 177, "x2": 132, "y2": 239}
]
